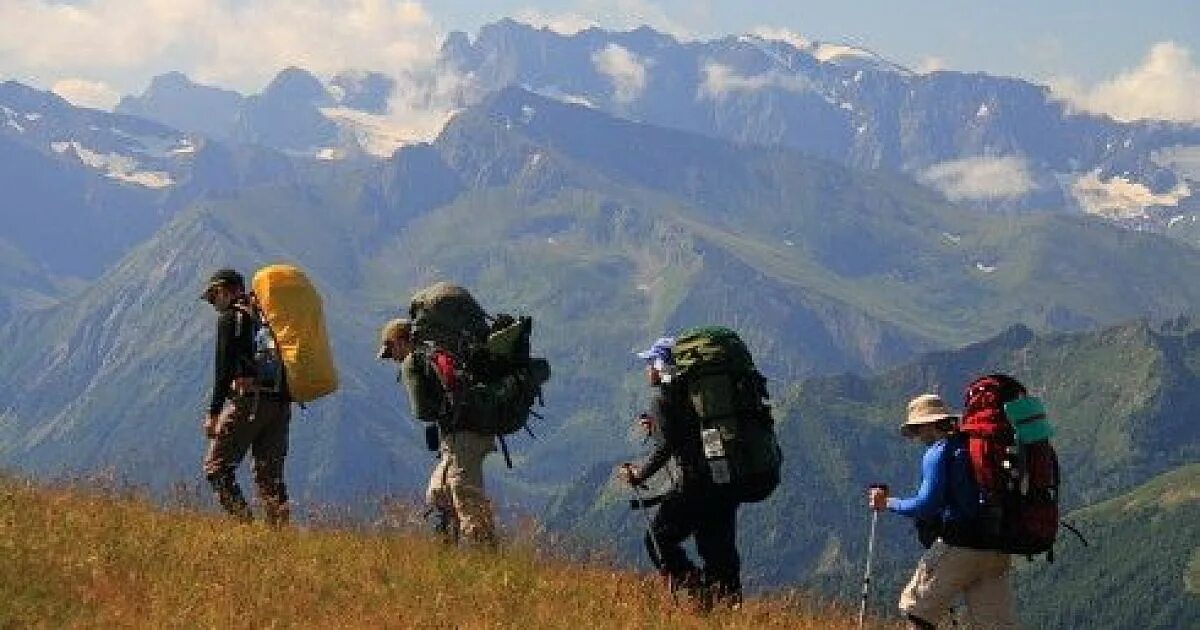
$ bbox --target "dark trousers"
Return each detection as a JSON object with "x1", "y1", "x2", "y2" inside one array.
[
  {"x1": 645, "y1": 490, "x2": 742, "y2": 595},
  {"x1": 203, "y1": 394, "x2": 291, "y2": 520}
]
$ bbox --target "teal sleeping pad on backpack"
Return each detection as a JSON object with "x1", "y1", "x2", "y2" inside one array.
[{"x1": 1003, "y1": 396, "x2": 1054, "y2": 444}]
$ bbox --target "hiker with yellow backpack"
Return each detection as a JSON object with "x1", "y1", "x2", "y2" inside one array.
[{"x1": 200, "y1": 265, "x2": 337, "y2": 526}]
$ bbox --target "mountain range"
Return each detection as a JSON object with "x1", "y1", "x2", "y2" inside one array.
[
  {"x1": 115, "y1": 21, "x2": 1200, "y2": 239},
  {"x1": 6, "y1": 82, "x2": 1200, "y2": 504}
]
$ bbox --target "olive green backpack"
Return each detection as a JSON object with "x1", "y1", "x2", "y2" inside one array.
[{"x1": 673, "y1": 326, "x2": 782, "y2": 503}]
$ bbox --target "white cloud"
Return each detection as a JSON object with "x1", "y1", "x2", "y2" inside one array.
[
  {"x1": 51, "y1": 78, "x2": 120, "y2": 110},
  {"x1": 1050, "y1": 41, "x2": 1200, "y2": 123},
  {"x1": 0, "y1": 1, "x2": 460, "y2": 139},
  {"x1": 1071, "y1": 170, "x2": 1191, "y2": 220},
  {"x1": 916, "y1": 56, "x2": 947, "y2": 74},
  {"x1": 591, "y1": 44, "x2": 650, "y2": 104},
  {"x1": 0, "y1": 0, "x2": 440, "y2": 95},
  {"x1": 515, "y1": 0, "x2": 693, "y2": 40},
  {"x1": 750, "y1": 27, "x2": 811, "y2": 51},
  {"x1": 812, "y1": 43, "x2": 874, "y2": 64},
  {"x1": 697, "y1": 62, "x2": 809, "y2": 100},
  {"x1": 514, "y1": 9, "x2": 597, "y2": 35},
  {"x1": 919, "y1": 156, "x2": 1036, "y2": 202}
]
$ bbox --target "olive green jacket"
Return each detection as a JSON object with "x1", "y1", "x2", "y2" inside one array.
[{"x1": 399, "y1": 350, "x2": 445, "y2": 422}]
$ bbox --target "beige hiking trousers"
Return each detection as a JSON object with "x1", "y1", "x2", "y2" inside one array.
[
  {"x1": 899, "y1": 540, "x2": 1018, "y2": 629},
  {"x1": 426, "y1": 429, "x2": 497, "y2": 544}
]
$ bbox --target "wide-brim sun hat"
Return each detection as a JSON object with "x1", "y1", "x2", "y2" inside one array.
[{"x1": 901, "y1": 393, "x2": 959, "y2": 435}]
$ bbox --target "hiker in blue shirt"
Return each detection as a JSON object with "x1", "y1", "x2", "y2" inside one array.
[{"x1": 869, "y1": 394, "x2": 1017, "y2": 629}]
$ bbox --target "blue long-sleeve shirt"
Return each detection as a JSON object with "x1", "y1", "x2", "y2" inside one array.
[{"x1": 887, "y1": 436, "x2": 979, "y2": 525}]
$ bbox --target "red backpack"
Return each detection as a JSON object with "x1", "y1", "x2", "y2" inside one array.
[{"x1": 960, "y1": 374, "x2": 1060, "y2": 559}]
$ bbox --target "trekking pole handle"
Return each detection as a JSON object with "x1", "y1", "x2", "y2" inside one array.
[{"x1": 868, "y1": 483, "x2": 889, "y2": 512}]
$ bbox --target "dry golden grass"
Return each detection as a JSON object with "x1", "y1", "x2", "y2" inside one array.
[{"x1": 0, "y1": 477, "x2": 873, "y2": 629}]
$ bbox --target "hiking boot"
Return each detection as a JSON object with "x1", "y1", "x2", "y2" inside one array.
[
  {"x1": 208, "y1": 473, "x2": 253, "y2": 522},
  {"x1": 713, "y1": 588, "x2": 743, "y2": 611},
  {"x1": 263, "y1": 500, "x2": 290, "y2": 528},
  {"x1": 669, "y1": 569, "x2": 712, "y2": 614}
]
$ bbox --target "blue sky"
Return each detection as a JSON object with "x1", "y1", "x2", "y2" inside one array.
[{"x1": 0, "y1": 0, "x2": 1196, "y2": 121}]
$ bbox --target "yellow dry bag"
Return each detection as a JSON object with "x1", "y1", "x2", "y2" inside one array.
[{"x1": 252, "y1": 264, "x2": 338, "y2": 403}]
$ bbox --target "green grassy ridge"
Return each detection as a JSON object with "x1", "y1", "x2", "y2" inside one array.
[
  {"x1": 1015, "y1": 464, "x2": 1200, "y2": 630},
  {"x1": 0, "y1": 476, "x2": 865, "y2": 629}
]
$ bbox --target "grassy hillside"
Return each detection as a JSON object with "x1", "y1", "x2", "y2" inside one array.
[
  {"x1": 0, "y1": 476, "x2": 866, "y2": 629},
  {"x1": 1016, "y1": 464, "x2": 1200, "y2": 629}
]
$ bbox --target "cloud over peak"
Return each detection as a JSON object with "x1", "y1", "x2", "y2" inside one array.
[
  {"x1": 1051, "y1": 41, "x2": 1200, "y2": 123},
  {"x1": 591, "y1": 44, "x2": 651, "y2": 104},
  {"x1": 697, "y1": 62, "x2": 810, "y2": 100},
  {"x1": 919, "y1": 156, "x2": 1036, "y2": 202},
  {"x1": 0, "y1": 0, "x2": 440, "y2": 95}
]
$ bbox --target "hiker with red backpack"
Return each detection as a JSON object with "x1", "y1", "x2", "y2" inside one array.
[{"x1": 868, "y1": 393, "x2": 1019, "y2": 629}]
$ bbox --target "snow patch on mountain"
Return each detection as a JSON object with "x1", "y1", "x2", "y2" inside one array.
[
  {"x1": 748, "y1": 27, "x2": 811, "y2": 52},
  {"x1": 319, "y1": 106, "x2": 444, "y2": 158},
  {"x1": 315, "y1": 147, "x2": 347, "y2": 161},
  {"x1": 1167, "y1": 214, "x2": 1197, "y2": 229},
  {"x1": 745, "y1": 30, "x2": 906, "y2": 74},
  {"x1": 110, "y1": 128, "x2": 191, "y2": 159},
  {"x1": 532, "y1": 87, "x2": 596, "y2": 109},
  {"x1": 49, "y1": 141, "x2": 174, "y2": 188},
  {"x1": 1, "y1": 105, "x2": 28, "y2": 133},
  {"x1": 811, "y1": 43, "x2": 908, "y2": 73},
  {"x1": 698, "y1": 62, "x2": 811, "y2": 100},
  {"x1": 1071, "y1": 170, "x2": 1192, "y2": 220},
  {"x1": 920, "y1": 156, "x2": 1035, "y2": 201}
]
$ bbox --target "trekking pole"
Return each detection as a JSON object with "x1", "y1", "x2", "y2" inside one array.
[
  {"x1": 630, "y1": 482, "x2": 664, "y2": 564},
  {"x1": 859, "y1": 483, "x2": 887, "y2": 630}
]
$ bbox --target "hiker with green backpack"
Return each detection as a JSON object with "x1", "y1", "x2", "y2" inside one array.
[
  {"x1": 618, "y1": 329, "x2": 782, "y2": 611},
  {"x1": 378, "y1": 282, "x2": 549, "y2": 547}
]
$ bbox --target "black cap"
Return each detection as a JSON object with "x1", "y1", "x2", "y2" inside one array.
[{"x1": 200, "y1": 268, "x2": 245, "y2": 301}]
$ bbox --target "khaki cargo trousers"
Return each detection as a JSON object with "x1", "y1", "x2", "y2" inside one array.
[
  {"x1": 427, "y1": 429, "x2": 497, "y2": 545},
  {"x1": 899, "y1": 540, "x2": 1018, "y2": 629},
  {"x1": 203, "y1": 394, "x2": 291, "y2": 525}
]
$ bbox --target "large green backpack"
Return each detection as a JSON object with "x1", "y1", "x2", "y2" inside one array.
[
  {"x1": 409, "y1": 282, "x2": 489, "y2": 350},
  {"x1": 407, "y1": 284, "x2": 551, "y2": 458},
  {"x1": 673, "y1": 326, "x2": 782, "y2": 503},
  {"x1": 459, "y1": 314, "x2": 551, "y2": 438}
]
